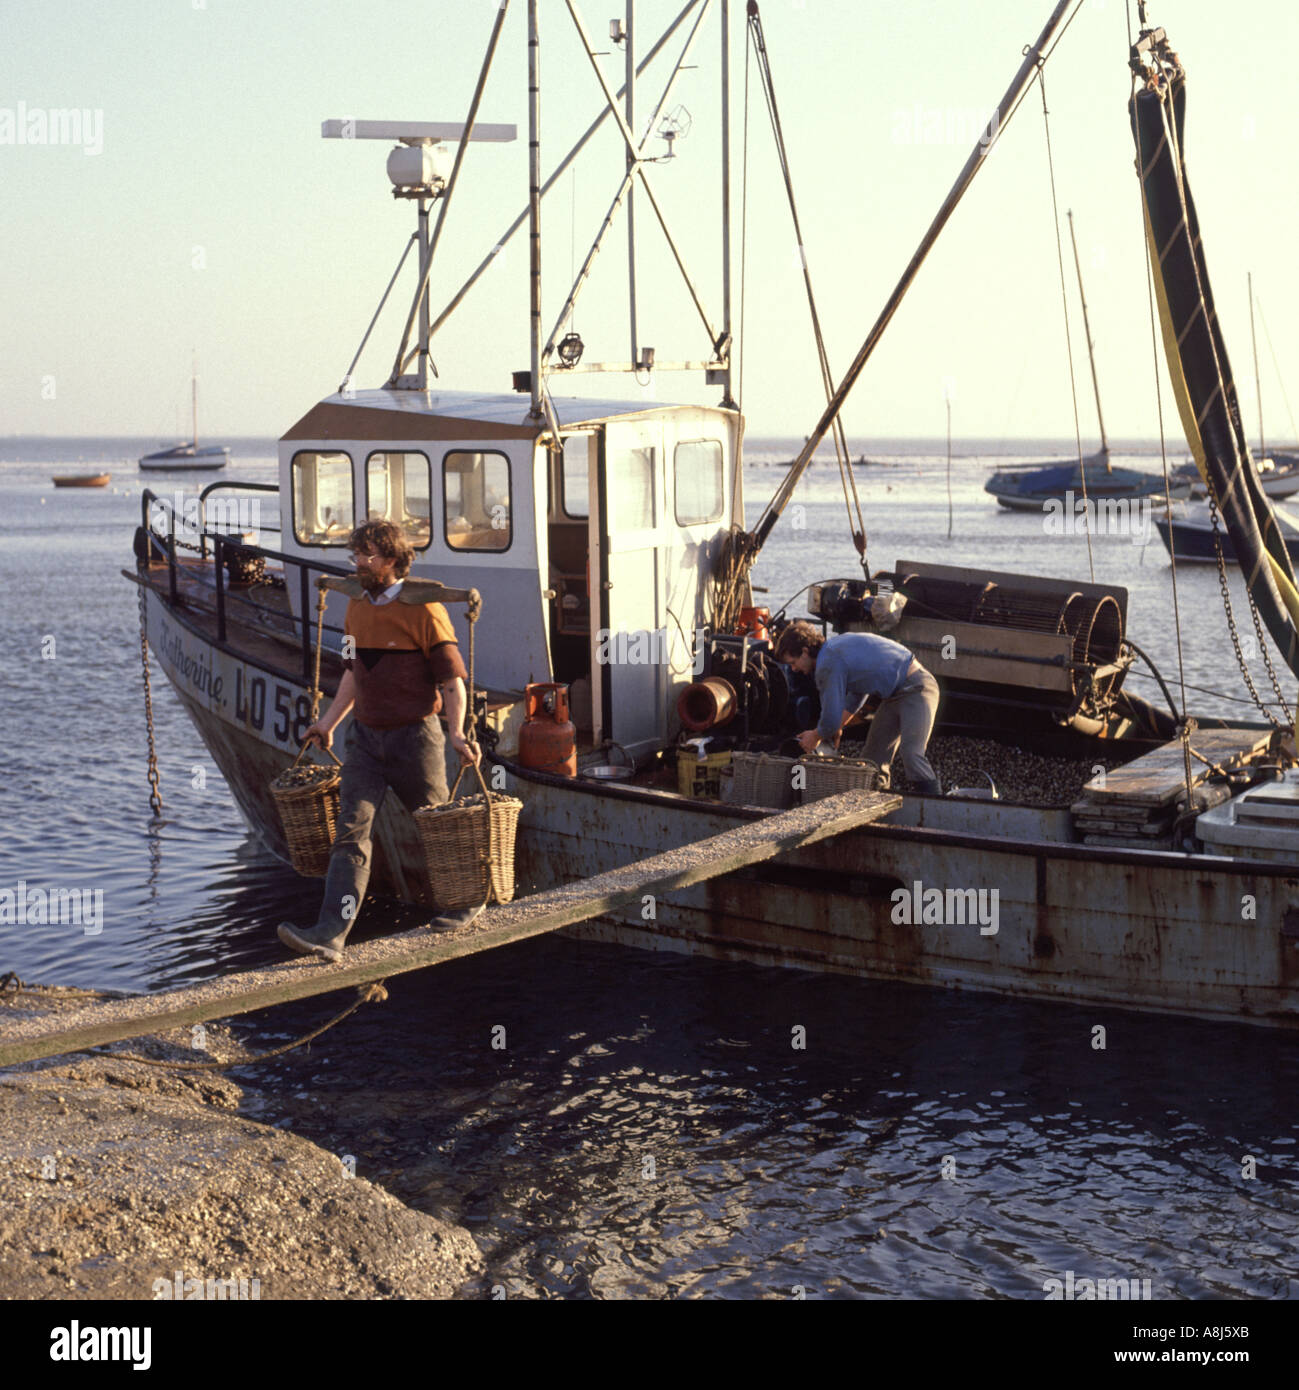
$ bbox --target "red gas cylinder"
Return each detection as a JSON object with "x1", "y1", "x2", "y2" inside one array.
[
  {"x1": 518, "y1": 682, "x2": 577, "y2": 777},
  {"x1": 735, "y1": 606, "x2": 772, "y2": 645}
]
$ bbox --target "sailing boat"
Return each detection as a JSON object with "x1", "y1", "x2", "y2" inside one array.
[
  {"x1": 139, "y1": 360, "x2": 230, "y2": 471},
  {"x1": 125, "y1": 4, "x2": 1299, "y2": 1029},
  {"x1": 985, "y1": 209, "x2": 1190, "y2": 510},
  {"x1": 1157, "y1": 273, "x2": 1299, "y2": 560}
]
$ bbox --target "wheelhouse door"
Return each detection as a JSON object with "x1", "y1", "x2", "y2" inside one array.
[{"x1": 595, "y1": 419, "x2": 667, "y2": 761}]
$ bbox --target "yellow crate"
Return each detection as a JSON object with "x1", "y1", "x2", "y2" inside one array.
[{"x1": 677, "y1": 748, "x2": 732, "y2": 798}]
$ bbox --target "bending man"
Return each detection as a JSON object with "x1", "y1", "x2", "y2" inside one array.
[
  {"x1": 278, "y1": 519, "x2": 478, "y2": 962},
  {"x1": 774, "y1": 621, "x2": 942, "y2": 795}
]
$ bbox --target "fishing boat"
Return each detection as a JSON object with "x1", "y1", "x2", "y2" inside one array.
[
  {"x1": 52, "y1": 472, "x2": 110, "y2": 488},
  {"x1": 125, "y1": 4, "x2": 1299, "y2": 1029},
  {"x1": 984, "y1": 210, "x2": 1192, "y2": 511},
  {"x1": 1154, "y1": 499, "x2": 1299, "y2": 564},
  {"x1": 139, "y1": 363, "x2": 229, "y2": 471}
]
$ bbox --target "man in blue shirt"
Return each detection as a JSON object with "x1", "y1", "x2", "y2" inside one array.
[{"x1": 774, "y1": 621, "x2": 942, "y2": 795}]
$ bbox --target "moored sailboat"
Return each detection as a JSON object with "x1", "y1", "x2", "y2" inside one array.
[{"x1": 139, "y1": 361, "x2": 230, "y2": 471}]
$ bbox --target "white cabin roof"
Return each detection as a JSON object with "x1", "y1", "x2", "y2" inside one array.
[{"x1": 282, "y1": 388, "x2": 733, "y2": 443}]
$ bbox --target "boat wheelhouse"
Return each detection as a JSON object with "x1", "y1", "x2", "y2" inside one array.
[{"x1": 279, "y1": 386, "x2": 742, "y2": 760}]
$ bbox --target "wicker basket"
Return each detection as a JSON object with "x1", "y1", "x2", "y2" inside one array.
[
  {"x1": 722, "y1": 751, "x2": 799, "y2": 808},
  {"x1": 269, "y1": 745, "x2": 342, "y2": 877},
  {"x1": 413, "y1": 762, "x2": 523, "y2": 910},
  {"x1": 797, "y1": 755, "x2": 884, "y2": 805}
]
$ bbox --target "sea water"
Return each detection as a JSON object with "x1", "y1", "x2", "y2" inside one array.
[{"x1": 1, "y1": 437, "x2": 1295, "y2": 1299}]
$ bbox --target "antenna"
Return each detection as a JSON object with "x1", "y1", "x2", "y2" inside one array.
[{"x1": 323, "y1": 118, "x2": 517, "y2": 389}]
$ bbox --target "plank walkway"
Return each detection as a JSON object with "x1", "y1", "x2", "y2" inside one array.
[{"x1": 0, "y1": 789, "x2": 900, "y2": 1069}]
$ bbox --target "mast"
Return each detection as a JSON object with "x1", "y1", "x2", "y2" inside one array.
[
  {"x1": 625, "y1": 3, "x2": 639, "y2": 369},
  {"x1": 191, "y1": 357, "x2": 198, "y2": 450},
  {"x1": 1067, "y1": 208, "x2": 1109, "y2": 465},
  {"x1": 527, "y1": 0, "x2": 543, "y2": 420},
  {"x1": 720, "y1": 0, "x2": 733, "y2": 407},
  {"x1": 1250, "y1": 271, "x2": 1265, "y2": 463}
]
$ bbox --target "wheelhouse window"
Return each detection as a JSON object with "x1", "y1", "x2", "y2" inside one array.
[
  {"x1": 366, "y1": 451, "x2": 431, "y2": 549},
  {"x1": 444, "y1": 450, "x2": 511, "y2": 551},
  {"x1": 674, "y1": 440, "x2": 724, "y2": 525},
  {"x1": 561, "y1": 434, "x2": 590, "y2": 519},
  {"x1": 292, "y1": 450, "x2": 354, "y2": 546},
  {"x1": 610, "y1": 446, "x2": 656, "y2": 531}
]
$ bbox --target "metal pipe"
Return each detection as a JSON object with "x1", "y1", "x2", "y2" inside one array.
[
  {"x1": 720, "y1": 0, "x2": 733, "y2": 405},
  {"x1": 543, "y1": 166, "x2": 638, "y2": 360},
  {"x1": 751, "y1": 0, "x2": 1080, "y2": 550},
  {"x1": 214, "y1": 534, "x2": 227, "y2": 643},
  {"x1": 567, "y1": 0, "x2": 720, "y2": 349},
  {"x1": 429, "y1": 0, "x2": 702, "y2": 342},
  {"x1": 300, "y1": 563, "x2": 313, "y2": 680},
  {"x1": 417, "y1": 198, "x2": 431, "y2": 389},
  {"x1": 626, "y1": 1, "x2": 638, "y2": 368},
  {"x1": 527, "y1": 0, "x2": 543, "y2": 419}
]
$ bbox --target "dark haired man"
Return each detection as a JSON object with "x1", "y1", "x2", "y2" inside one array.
[
  {"x1": 773, "y1": 620, "x2": 942, "y2": 795},
  {"x1": 277, "y1": 520, "x2": 479, "y2": 961}
]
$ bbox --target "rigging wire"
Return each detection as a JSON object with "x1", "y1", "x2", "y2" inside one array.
[
  {"x1": 1127, "y1": 0, "x2": 1197, "y2": 804},
  {"x1": 746, "y1": 4, "x2": 868, "y2": 573},
  {"x1": 1255, "y1": 297, "x2": 1299, "y2": 446},
  {"x1": 1037, "y1": 66, "x2": 1095, "y2": 584},
  {"x1": 741, "y1": 0, "x2": 1090, "y2": 569}
]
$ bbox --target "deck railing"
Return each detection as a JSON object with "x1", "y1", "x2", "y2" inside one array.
[{"x1": 140, "y1": 486, "x2": 351, "y2": 681}]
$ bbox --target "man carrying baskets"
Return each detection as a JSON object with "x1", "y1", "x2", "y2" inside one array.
[{"x1": 277, "y1": 520, "x2": 480, "y2": 962}]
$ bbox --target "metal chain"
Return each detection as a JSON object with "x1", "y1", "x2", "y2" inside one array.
[
  {"x1": 1229, "y1": 506, "x2": 1296, "y2": 726},
  {"x1": 1205, "y1": 491, "x2": 1284, "y2": 730},
  {"x1": 137, "y1": 583, "x2": 163, "y2": 815}
]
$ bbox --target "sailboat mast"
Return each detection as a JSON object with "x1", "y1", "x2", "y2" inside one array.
[
  {"x1": 1249, "y1": 271, "x2": 1265, "y2": 463},
  {"x1": 1067, "y1": 209, "x2": 1108, "y2": 462},
  {"x1": 191, "y1": 362, "x2": 198, "y2": 450}
]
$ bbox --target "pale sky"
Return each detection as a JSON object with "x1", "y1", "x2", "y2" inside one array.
[{"x1": 3, "y1": 0, "x2": 1296, "y2": 444}]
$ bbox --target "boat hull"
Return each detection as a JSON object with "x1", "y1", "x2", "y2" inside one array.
[
  {"x1": 52, "y1": 473, "x2": 110, "y2": 487},
  {"x1": 139, "y1": 446, "x2": 230, "y2": 471},
  {"x1": 138, "y1": 579, "x2": 1299, "y2": 1029}
]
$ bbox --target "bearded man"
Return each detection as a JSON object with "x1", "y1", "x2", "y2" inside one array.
[{"x1": 277, "y1": 520, "x2": 479, "y2": 961}]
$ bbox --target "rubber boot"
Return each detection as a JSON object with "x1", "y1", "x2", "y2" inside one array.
[
  {"x1": 277, "y1": 921, "x2": 349, "y2": 963},
  {"x1": 914, "y1": 778, "x2": 942, "y2": 797}
]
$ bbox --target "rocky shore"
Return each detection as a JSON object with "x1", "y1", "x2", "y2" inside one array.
[{"x1": 0, "y1": 987, "x2": 482, "y2": 1300}]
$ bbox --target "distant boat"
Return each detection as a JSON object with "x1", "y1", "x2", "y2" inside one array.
[
  {"x1": 1168, "y1": 455, "x2": 1299, "y2": 500},
  {"x1": 1154, "y1": 499, "x2": 1299, "y2": 563},
  {"x1": 52, "y1": 472, "x2": 110, "y2": 488},
  {"x1": 985, "y1": 449, "x2": 1192, "y2": 510},
  {"x1": 985, "y1": 211, "x2": 1192, "y2": 512},
  {"x1": 138, "y1": 442, "x2": 230, "y2": 472},
  {"x1": 139, "y1": 363, "x2": 229, "y2": 471}
]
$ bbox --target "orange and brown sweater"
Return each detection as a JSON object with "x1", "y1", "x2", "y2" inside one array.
[{"x1": 343, "y1": 596, "x2": 468, "y2": 730}]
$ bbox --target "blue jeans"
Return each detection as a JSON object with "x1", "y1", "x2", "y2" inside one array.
[{"x1": 314, "y1": 716, "x2": 449, "y2": 937}]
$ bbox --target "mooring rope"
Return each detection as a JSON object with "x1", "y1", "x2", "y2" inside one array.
[{"x1": 0, "y1": 972, "x2": 391, "y2": 1071}]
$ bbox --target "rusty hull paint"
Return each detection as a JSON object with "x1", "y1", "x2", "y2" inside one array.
[{"x1": 510, "y1": 772, "x2": 1299, "y2": 1027}]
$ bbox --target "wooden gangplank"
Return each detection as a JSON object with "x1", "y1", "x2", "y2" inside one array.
[{"x1": 0, "y1": 790, "x2": 900, "y2": 1069}]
